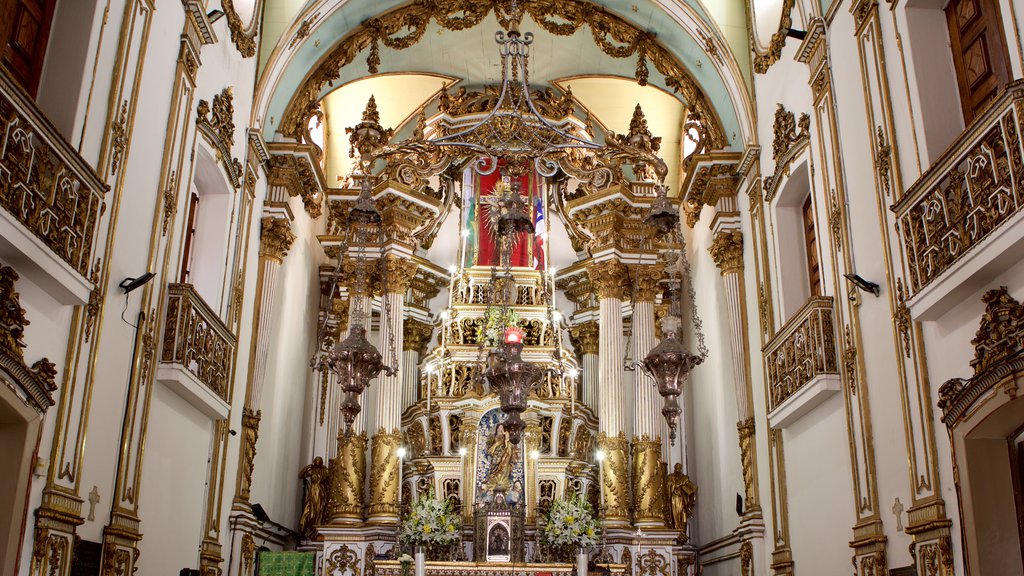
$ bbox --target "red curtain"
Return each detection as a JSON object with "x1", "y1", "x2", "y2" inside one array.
[{"x1": 475, "y1": 167, "x2": 537, "y2": 268}]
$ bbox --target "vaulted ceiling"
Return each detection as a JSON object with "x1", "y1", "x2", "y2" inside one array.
[{"x1": 253, "y1": 0, "x2": 758, "y2": 170}]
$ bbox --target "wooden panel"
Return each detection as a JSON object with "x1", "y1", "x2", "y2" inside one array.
[
  {"x1": 946, "y1": 0, "x2": 1012, "y2": 123},
  {"x1": 802, "y1": 195, "x2": 821, "y2": 297},
  {"x1": 0, "y1": 0, "x2": 56, "y2": 96}
]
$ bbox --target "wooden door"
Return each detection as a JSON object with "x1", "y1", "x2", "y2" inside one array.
[
  {"x1": 0, "y1": 0, "x2": 57, "y2": 96},
  {"x1": 802, "y1": 195, "x2": 821, "y2": 298},
  {"x1": 945, "y1": 0, "x2": 1013, "y2": 123}
]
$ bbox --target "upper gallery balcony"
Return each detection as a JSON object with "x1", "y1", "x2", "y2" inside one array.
[
  {"x1": 0, "y1": 71, "x2": 106, "y2": 304},
  {"x1": 157, "y1": 283, "x2": 237, "y2": 419},
  {"x1": 763, "y1": 296, "x2": 841, "y2": 428},
  {"x1": 894, "y1": 81, "x2": 1024, "y2": 320}
]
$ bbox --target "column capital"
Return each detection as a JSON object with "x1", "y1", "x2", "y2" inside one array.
[
  {"x1": 631, "y1": 264, "x2": 665, "y2": 302},
  {"x1": 588, "y1": 259, "x2": 630, "y2": 300},
  {"x1": 259, "y1": 217, "x2": 296, "y2": 262},
  {"x1": 403, "y1": 318, "x2": 433, "y2": 352},
  {"x1": 569, "y1": 321, "x2": 600, "y2": 355},
  {"x1": 383, "y1": 254, "x2": 419, "y2": 293},
  {"x1": 709, "y1": 229, "x2": 744, "y2": 275}
]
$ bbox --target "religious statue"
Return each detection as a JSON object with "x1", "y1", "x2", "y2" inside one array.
[
  {"x1": 483, "y1": 423, "x2": 516, "y2": 493},
  {"x1": 488, "y1": 525, "x2": 509, "y2": 555},
  {"x1": 298, "y1": 457, "x2": 330, "y2": 539},
  {"x1": 666, "y1": 463, "x2": 696, "y2": 532}
]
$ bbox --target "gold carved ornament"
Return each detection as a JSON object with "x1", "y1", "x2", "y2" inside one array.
[
  {"x1": 752, "y1": 0, "x2": 796, "y2": 74},
  {"x1": 267, "y1": 153, "x2": 324, "y2": 219},
  {"x1": 597, "y1": 433, "x2": 630, "y2": 520},
  {"x1": 196, "y1": 88, "x2": 242, "y2": 187},
  {"x1": 0, "y1": 266, "x2": 57, "y2": 412},
  {"x1": 631, "y1": 264, "x2": 665, "y2": 302},
  {"x1": 327, "y1": 545, "x2": 361, "y2": 576},
  {"x1": 708, "y1": 229, "x2": 743, "y2": 275},
  {"x1": 221, "y1": 0, "x2": 257, "y2": 57},
  {"x1": 280, "y1": 0, "x2": 726, "y2": 150},
  {"x1": 298, "y1": 457, "x2": 330, "y2": 538},
  {"x1": 368, "y1": 430, "x2": 402, "y2": 517},
  {"x1": 237, "y1": 408, "x2": 261, "y2": 502},
  {"x1": 329, "y1": 432, "x2": 367, "y2": 520},
  {"x1": 739, "y1": 541, "x2": 753, "y2": 576},
  {"x1": 588, "y1": 259, "x2": 630, "y2": 301},
  {"x1": 737, "y1": 418, "x2": 757, "y2": 507},
  {"x1": 630, "y1": 436, "x2": 665, "y2": 523},
  {"x1": 259, "y1": 217, "x2": 296, "y2": 262},
  {"x1": 382, "y1": 254, "x2": 420, "y2": 294},
  {"x1": 638, "y1": 549, "x2": 669, "y2": 576},
  {"x1": 569, "y1": 322, "x2": 599, "y2": 356},
  {"x1": 665, "y1": 463, "x2": 696, "y2": 535},
  {"x1": 403, "y1": 318, "x2": 433, "y2": 352}
]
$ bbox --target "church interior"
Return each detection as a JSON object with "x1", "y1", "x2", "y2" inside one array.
[{"x1": 2, "y1": 0, "x2": 1024, "y2": 575}]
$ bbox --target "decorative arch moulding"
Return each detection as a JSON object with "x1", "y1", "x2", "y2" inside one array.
[{"x1": 279, "y1": 0, "x2": 727, "y2": 152}]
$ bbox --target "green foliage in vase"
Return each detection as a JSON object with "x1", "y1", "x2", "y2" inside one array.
[{"x1": 477, "y1": 307, "x2": 521, "y2": 346}]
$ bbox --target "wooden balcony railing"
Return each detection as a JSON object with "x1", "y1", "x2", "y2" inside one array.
[
  {"x1": 161, "y1": 284, "x2": 236, "y2": 401},
  {"x1": 763, "y1": 297, "x2": 839, "y2": 410},
  {"x1": 893, "y1": 81, "x2": 1024, "y2": 295},
  {"x1": 0, "y1": 71, "x2": 106, "y2": 277}
]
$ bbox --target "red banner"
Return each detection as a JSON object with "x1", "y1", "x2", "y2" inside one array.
[{"x1": 475, "y1": 168, "x2": 537, "y2": 268}]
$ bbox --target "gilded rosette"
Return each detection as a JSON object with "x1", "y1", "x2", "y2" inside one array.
[
  {"x1": 368, "y1": 430, "x2": 402, "y2": 523},
  {"x1": 631, "y1": 436, "x2": 665, "y2": 525},
  {"x1": 597, "y1": 433, "x2": 630, "y2": 522},
  {"x1": 329, "y1": 432, "x2": 367, "y2": 522}
]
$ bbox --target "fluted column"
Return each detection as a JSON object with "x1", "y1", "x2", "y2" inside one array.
[
  {"x1": 367, "y1": 254, "x2": 419, "y2": 525},
  {"x1": 234, "y1": 217, "x2": 295, "y2": 508},
  {"x1": 402, "y1": 318, "x2": 433, "y2": 410},
  {"x1": 570, "y1": 322, "x2": 599, "y2": 409},
  {"x1": 589, "y1": 259, "x2": 630, "y2": 525},
  {"x1": 631, "y1": 264, "x2": 666, "y2": 527},
  {"x1": 709, "y1": 229, "x2": 760, "y2": 512}
]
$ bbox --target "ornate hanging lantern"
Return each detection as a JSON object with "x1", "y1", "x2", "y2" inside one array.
[
  {"x1": 484, "y1": 329, "x2": 542, "y2": 444},
  {"x1": 632, "y1": 185, "x2": 708, "y2": 444}
]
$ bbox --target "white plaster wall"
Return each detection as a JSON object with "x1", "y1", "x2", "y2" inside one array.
[
  {"x1": 783, "y1": 392, "x2": 856, "y2": 572},
  {"x1": 685, "y1": 220, "x2": 744, "y2": 544},
  {"x1": 250, "y1": 197, "x2": 324, "y2": 527},
  {"x1": 135, "y1": 382, "x2": 213, "y2": 573}
]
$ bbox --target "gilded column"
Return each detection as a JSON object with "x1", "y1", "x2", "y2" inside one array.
[
  {"x1": 570, "y1": 321, "x2": 599, "y2": 409},
  {"x1": 402, "y1": 318, "x2": 433, "y2": 411},
  {"x1": 524, "y1": 417, "x2": 542, "y2": 524},
  {"x1": 234, "y1": 217, "x2": 296, "y2": 509},
  {"x1": 588, "y1": 259, "x2": 630, "y2": 525},
  {"x1": 631, "y1": 264, "x2": 666, "y2": 527},
  {"x1": 367, "y1": 254, "x2": 419, "y2": 525},
  {"x1": 460, "y1": 417, "x2": 480, "y2": 524}
]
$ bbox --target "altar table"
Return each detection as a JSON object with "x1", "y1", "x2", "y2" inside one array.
[{"x1": 372, "y1": 561, "x2": 627, "y2": 576}]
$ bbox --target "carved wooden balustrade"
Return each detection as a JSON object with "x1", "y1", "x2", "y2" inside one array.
[
  {"x1": 763, "y1": 297, "x2": 839, "y2": 410},
  {"x1": 161, "y1": 284, "x2": 236, "y2": 400},
  {"x1": 0, "y1": 71, "x2": 106, "y2": 277},
  {"x1": 894, "y1": 81, "x2": 1024, "y2": 295}
]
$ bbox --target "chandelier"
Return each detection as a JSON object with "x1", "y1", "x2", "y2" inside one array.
[{"x1": 630, "y1": 184, "x2": 708, "y2": 444}]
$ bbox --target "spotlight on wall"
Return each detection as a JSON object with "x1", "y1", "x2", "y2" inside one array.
[
  {"x1": 207, "y1": 9, "x2": 225, "y2": 23},
  {"x1": 785, "y1": 27, "x2": 808, "y2": 40},
  {"x1": 251, "y1": 503, "x2": 271, "y2": 524},
  {"x1": 119, "y1": 272, "x2": 155, "y2": 294},
  {"x1": 843, "y1": 273, "x2": 881, "y2": 298},
  {"x1": 736, "y1": 493, "x2": 745, "y2": 516}
]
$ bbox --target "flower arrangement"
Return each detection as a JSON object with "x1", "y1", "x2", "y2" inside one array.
[
  {"x1": 540, "y1": 494, "x2": 599, "y2": 555},
  {"x1": 478, "y1": 307, "x2": 521, "y2": 346},
  {"x1": 399, "y1": 490, "x2": 461, "y2": 551}
]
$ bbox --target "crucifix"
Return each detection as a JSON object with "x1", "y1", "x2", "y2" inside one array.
[
  {"x1": 87, "y1": 486, "x2": 100, "y2": 521},
  {"x1": 891, "y1": 497, "x2": 904, "y2": 532}
]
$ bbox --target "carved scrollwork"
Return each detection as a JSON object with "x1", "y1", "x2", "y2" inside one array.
[
  {"x1": 196, "y1": 88, "x2": 242, "y2": 187},
  {"x1": 764, "y1": 297, "x2": 839, "y2": 409}
]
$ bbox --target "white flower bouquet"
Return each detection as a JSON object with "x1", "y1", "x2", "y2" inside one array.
[
  {"x1": 399, "y1": 490, "x2": 461, "y2": 551},
  {"x1": 540, "y1": 494, "x2": 599, "y2": 556}
]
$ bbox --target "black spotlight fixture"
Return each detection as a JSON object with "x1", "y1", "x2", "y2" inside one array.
[
  {"x1": 119, "y1": 272, "x2": 155, "y2": 294},
  {"x1": 206, "y1": 9, "x2": 225, "y2": 23},
  {"x1": 844, "y1": 273, "x2": 881, "y2": 298},
  {"x1": 785, "y1": 27, "x2": 808, "y2": 40}
]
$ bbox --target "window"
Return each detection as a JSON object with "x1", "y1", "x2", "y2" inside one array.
[
  {"x1": 945, "y1": 0, "x2": 1012, "y2": 123},
  {"x1": 802, "y1": 195, "x2": 821, "y2": 297},
  {"x1": 0, "y1": 0, "x2": 57, "y2": 96}
]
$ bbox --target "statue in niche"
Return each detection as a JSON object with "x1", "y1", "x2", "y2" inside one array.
[
  {"x1": 483, "y1": 423, "x2": 516, "y2": 494},
  {"x1": 298, "y1": 457, "x2": 330, "y2": 538},
  {"x1": 488, "y1": 525, "x2": 509, "y2": 556},
  {"x1": 666, "y1": 463, "x2": 697, "y2": 532}
]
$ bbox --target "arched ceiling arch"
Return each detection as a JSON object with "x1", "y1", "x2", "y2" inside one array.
[{"x1": 253, "y1": 0, "x2": 755, "y2": 151}]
